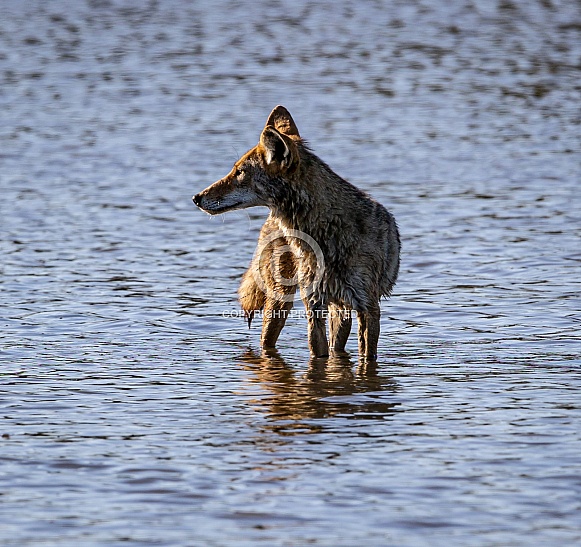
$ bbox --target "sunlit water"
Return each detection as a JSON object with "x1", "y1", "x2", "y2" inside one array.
[{"x1": 1, "y1": 1, "x2": 580, "y2": 545}]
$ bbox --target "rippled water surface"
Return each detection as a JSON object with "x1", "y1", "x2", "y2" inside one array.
[{"x1": 1, "y1": 1, "x2": 580, "y2": 545}]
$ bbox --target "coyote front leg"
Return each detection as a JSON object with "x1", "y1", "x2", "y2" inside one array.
[
  {"x1": 329, "y1": 303, "x2": 352, "y2": 353},
  {"x1": 358, "y1": 304, "x2": 380, "y2": 361}
]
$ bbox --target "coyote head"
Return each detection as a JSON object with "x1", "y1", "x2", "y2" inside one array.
[{"x1": 193, "y1": 105, "x2": 301, "y2": 215}]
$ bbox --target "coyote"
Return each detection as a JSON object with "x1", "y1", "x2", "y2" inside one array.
[{"x1": 193, "y1": 106, "x2": 400, "y2": 360}]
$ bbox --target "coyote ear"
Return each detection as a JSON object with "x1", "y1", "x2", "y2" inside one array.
[
  {"x1": 265, "y1": 105, "x2": 300, "y2": 138},
  {"x1": 260, "y1": 126, "x2": 299, "y2": 172}
]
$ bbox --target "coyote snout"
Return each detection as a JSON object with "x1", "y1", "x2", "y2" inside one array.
[
  {"x1": 193, "y1": 105, "x2": 400, "y2": 361},
  {"x1": 193, "y1": 168, "x2": 265, "y2": 215}
]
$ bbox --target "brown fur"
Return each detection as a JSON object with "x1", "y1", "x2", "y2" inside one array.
[{"x1": 193, "y1": 106, "x2": 400, "y2": 360}]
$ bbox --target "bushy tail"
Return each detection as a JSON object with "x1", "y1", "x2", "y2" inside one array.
[{"x1": 238, "y1": 268, "x2": 265, "y2": 328}]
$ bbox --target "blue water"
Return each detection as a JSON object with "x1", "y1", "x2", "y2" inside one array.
[{"x1": 1, "y1": 1, "x2": 580, "y2": 545}]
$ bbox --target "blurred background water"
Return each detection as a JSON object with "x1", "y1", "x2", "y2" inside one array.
[{"x1": 1, "y1": 0, "x2": 580, "y2": 545}]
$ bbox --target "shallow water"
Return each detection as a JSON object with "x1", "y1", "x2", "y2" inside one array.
[{"x1": 1, "y1": 1, "x2": 580, "y2": 545}]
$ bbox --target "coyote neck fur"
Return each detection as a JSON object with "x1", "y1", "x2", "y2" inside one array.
[{"x1": 270, "y1": 143, "x2": 367, "y2": 246}]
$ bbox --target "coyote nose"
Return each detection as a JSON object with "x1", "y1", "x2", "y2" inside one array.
[{"x1": 193, "y1": 194, "x2": 202, "y2": 206}]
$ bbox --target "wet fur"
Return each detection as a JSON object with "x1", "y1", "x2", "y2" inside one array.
[{"x1": 194, "y1": 106, "x2": 400, "y2": 360}]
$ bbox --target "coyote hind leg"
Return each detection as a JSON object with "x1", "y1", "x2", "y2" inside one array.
[
  {"x1": 260, "y1": 238, "x2": 297, "y2": 349},
  {"x1": 302, "y1": 295, "x2": 329, "y2": 358},
  {"x1": 261, "y1": 299, "x2": 294, "y2": 348}
]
